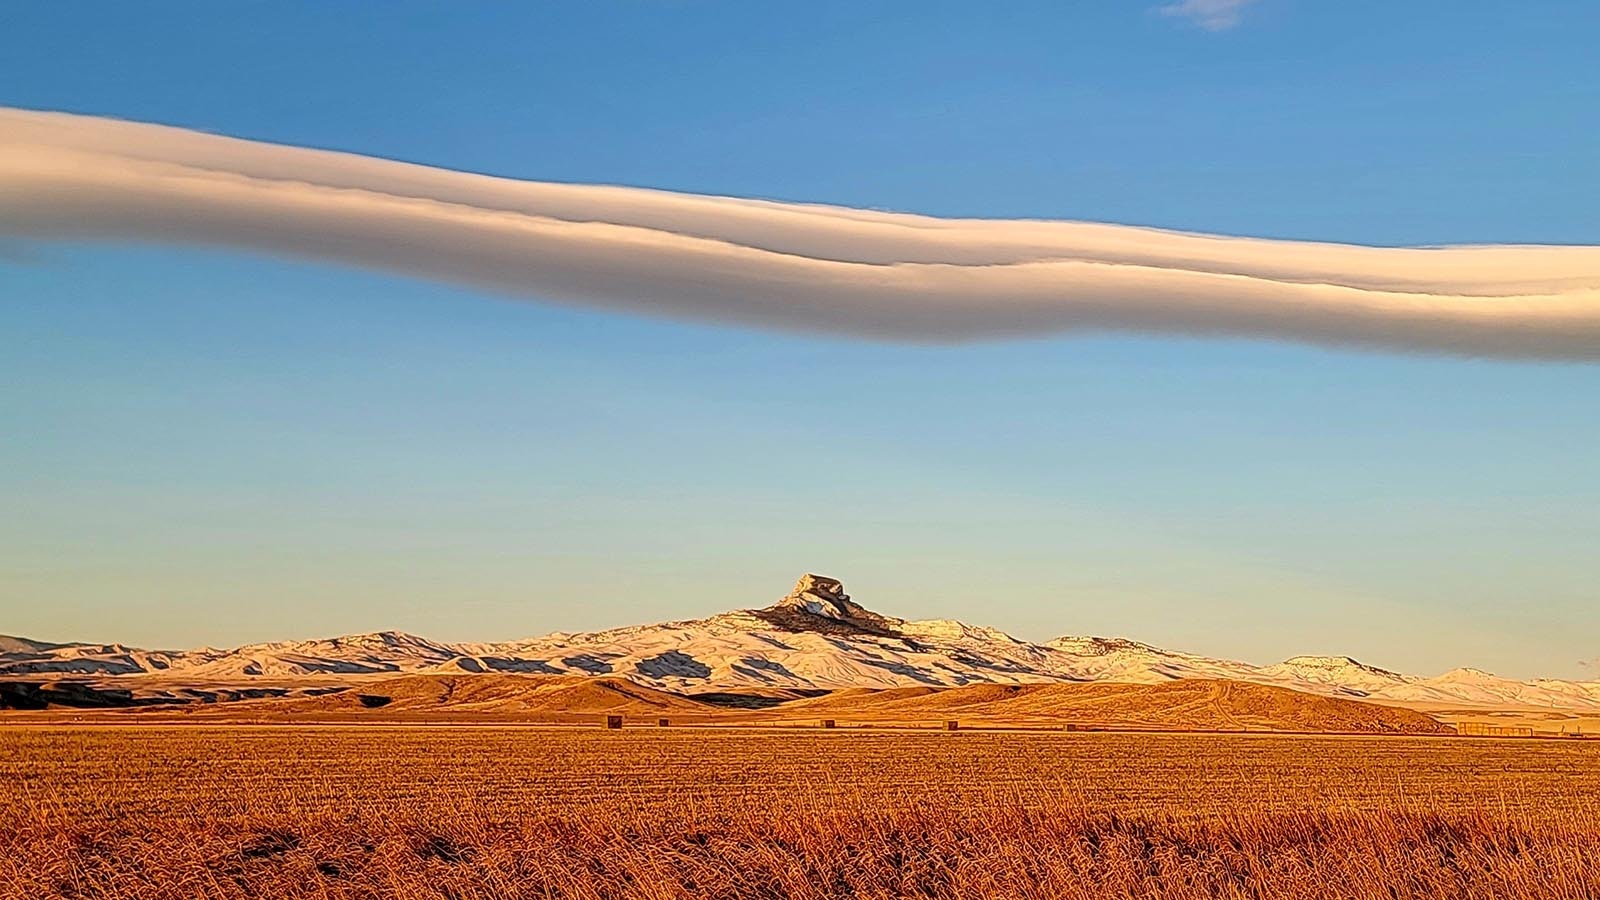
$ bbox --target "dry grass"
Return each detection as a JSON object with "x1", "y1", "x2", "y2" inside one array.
[
  {"x1": 770, "y1": 678, "x2": 1447, "y2": 733},
  {"x1": 3, "y1": 727, "x2": 1598, "y2": 899},
  {"x1": 10, "y1": 673, "x2": 1451, "y2": 734}
]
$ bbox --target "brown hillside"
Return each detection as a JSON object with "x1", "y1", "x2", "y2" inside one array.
[
  {"x1": 73, "y1": 674, "x2": 1447, "y2": 733},
  {"x1": 774, "y1": 679, "x2": 1447, "y2": 734}
]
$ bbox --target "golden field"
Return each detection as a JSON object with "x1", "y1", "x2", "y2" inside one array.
[
  {"x1": 4, "y1": 727, "x2": 1599, "y2": 899},
  {"x1": 2, "y1": 673, "x2": 1451, "y2": 734}
]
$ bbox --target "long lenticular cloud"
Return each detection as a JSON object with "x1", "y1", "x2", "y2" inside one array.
[{"x1": 4, "y1": 107, "x2": 1600, "y2": 359}]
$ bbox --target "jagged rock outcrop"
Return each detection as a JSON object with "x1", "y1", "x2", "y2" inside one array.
[
  {"x1": 774, "y1": 575, "x2": 859, "y2": 618},
  {"x1": 751, "y1": 574, "x2": 905, "y2": 637}
]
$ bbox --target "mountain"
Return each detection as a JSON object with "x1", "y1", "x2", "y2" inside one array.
[
  {"x1": 0, "y1": 635, "x2": 73, "y2": 654},
  {"x1": 4, "y1": 574, "x2": 1596, "y2": 713}
]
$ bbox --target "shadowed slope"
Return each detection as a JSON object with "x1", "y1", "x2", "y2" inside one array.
[{"x1": 187, "y1": 673, "x2": 716, "y2": 722}]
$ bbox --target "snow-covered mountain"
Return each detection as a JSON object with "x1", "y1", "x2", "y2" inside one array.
[{"x1": 4, "y1": 574, "x2": 1596, "y2": 711}]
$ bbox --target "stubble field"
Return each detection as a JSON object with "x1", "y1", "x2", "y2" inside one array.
[{"x1": 3, "y1": 726, "x2": 1598, "y2": 899}]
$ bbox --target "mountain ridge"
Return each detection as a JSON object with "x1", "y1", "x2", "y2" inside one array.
[{"x1": 5, "y1": 575, "x2": 1596, "y2": 712}]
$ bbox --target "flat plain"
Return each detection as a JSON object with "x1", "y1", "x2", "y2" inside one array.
[{"x1": 4, "y1": 726, "x2": 1599, "y2": 899}]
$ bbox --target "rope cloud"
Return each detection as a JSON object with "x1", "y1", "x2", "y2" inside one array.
[{"x1": 4, "y1": 107, "x2": 1600, "y2": 359}]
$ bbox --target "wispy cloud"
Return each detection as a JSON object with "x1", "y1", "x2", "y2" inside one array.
[
  {"x1": 3, "y1": 107, "x2": 1600, "y2": 359},
  {"x1": 1159, "y1": 0, "x2": 1258, "y2": 31}
]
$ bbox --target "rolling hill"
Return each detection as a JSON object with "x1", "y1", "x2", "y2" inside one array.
[
  {"x1": 775, "y1": 679, "x2": 1447, "y2": 733},
  {"x1": 186, "y1": 673, "x2": 716, "y2": 722},
  {"x1": 155, "y1": 671, "x2": 1446, "y2": 734}
]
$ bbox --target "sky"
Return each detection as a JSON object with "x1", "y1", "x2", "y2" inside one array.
[{"x1": 3, "y1": 2, "x2": 1598, "y2": 679}]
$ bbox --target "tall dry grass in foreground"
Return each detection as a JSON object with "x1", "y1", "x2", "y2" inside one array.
[
  {"x1": 4, "y1": 727, "x2": 1598, "y2": 898},
  {"x1": 7, "y1": 797, "x2": 1599, "y2": 899}
]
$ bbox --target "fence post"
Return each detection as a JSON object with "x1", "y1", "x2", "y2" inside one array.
[
  {"x1": 606, "y1": 715, "x2": 623, "y2": 730},
  {"x1": 658, "y1": 718, "x2": 670, "y2": 727},
  {"x1": 946, "y1": 720, "x2": 959, "y2": 731},
  {"x1": 822, "y1": 719, "x2": 836, "y2": 729}
]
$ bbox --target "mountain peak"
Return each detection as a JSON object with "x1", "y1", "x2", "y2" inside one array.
[
  {"x1": 1047, "y1": 636, "x2": 1161, "y2": 657},
  {"x1": 1431, "y1": 667, "x2": 1501, "y2": 682},
  {"x1": 773, "y1": 575, "x2": 861, "y2": 620},
  {"x1": 0, "y1": 635, "x2": 72, "y2": 654},
  {"x1": 1271, "y1": 655, "x2": 1405, "y2": 681},
  {"x1": 747, "y1": 574, "x2": 904, "y2": 637},
  {"x1": 1281, "y1": 655, "x2": 1366, "y2": 668}
]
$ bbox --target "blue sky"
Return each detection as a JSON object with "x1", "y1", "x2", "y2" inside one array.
[{"x1": 3, "y1": 2, "x2": 1598, "y2": 678}]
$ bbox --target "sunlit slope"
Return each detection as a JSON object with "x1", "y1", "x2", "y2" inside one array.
[
  {"x1": 775, "y1": 680, "x2": 1448, "y2": 733},
  {"x1": 157, "y1": 672, "x2": 1447, "y2": 733}
]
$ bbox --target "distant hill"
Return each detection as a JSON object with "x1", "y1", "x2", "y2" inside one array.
[
  {"x1": 186, "y1": 673, "x2": 717, "y2": 723},
  {"x1": 0, "y1": 635, "x2": 72, "y2": 654},
  {"x1": 776, "y1": 679, "x2": 1448, "y2": 734}
]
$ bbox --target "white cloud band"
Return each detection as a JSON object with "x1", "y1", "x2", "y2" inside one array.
[{"x1": 4, "y1": 107, "x2": 1600, "y2": 359}]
